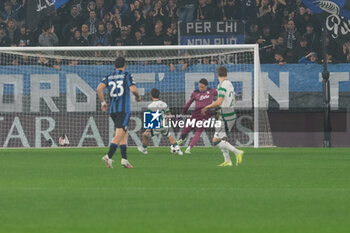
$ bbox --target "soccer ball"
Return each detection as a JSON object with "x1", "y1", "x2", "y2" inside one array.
[
  {"x1": 170, "y1": 145, "x2": 177, "y2": 154},
  {"x1": 170, "y1": 145, "x2": 183, "y2": 155}
]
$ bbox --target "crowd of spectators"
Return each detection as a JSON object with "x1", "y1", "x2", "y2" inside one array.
[{"x1": 0, "y1": 0, "x2": 349, "y2": 64}]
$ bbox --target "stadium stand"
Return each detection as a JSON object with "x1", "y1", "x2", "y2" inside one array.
[{"x1": 0, "y1": 0, "x2": 349, "y2": 63}]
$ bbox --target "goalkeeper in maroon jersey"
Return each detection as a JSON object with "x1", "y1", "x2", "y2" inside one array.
[{"x1": 177, "y1": 78, "x2": 217, "y2": 154}]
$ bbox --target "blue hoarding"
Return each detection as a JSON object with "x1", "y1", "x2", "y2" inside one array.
[{"x1": 0, "y1": 63, "x2": 350, "y2": 94}]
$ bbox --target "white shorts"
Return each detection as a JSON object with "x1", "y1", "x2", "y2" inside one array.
[
  {"x1": 214, "y1": 118, "x2": 236, "y2": 139},
  {"x1": 146, "y1": 128, "x2": 170, "y2": 137}
]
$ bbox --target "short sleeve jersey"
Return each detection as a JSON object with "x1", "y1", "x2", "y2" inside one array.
[
  {"x1": 217, "y1": 79, "x2": 236, "y2": 121},
  {"x1": 147, "y1": 100, "x2": 170, "y2": 120},
  {"x1": 101, "y1": 70, "x2": 136, "y2": 114}
]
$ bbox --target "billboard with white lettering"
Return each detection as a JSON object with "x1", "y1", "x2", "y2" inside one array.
[
  {"x1": 178, "y1": 21, "x2": 245, "y2": 45},
  {"x1": 1, "y1": 64, "x2": 350, "y2": 148}
]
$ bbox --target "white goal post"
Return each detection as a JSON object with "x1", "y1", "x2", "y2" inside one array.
[{"x1": 0, "y1": 45, "x2": 273, "y2": 148}]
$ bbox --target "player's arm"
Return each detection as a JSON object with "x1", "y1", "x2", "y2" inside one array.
[
  {"x1": 182, "y1": 93, "x2": 195, "y2": 114},
  {"x1": 165, "y1": 104, "x2": 171, "y2": 117},
  {"x1": 128, "y1": 74, "x2": 141, "y2": 102},
  {"x1": 129, "y1": 85, "x2": 141, "y2": 102},
  {"x1": 202, "y1": 87, "x2": 224, "y2": 115},
  {"x1": 201, "y1": 97, "x2": 224, "y2": 115},
  {"x1": 211, "y1": 89, "x2": 219, "y2": 118},
  {"x1": 213, "y1": 89, "x2": 218, "y2": 100},
  {"x1": 97, "y1": 82, "x2": 108, "y2": 112}
]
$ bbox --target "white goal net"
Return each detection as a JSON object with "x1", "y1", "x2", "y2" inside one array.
[{"x1": 0, "y1": 45, "x2": 273, "y2": 148}]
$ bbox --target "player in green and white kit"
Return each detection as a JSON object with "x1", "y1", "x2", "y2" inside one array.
[
  {"x1": 138, "y1": 88, "x2": 183, "y2": 155},
  {"x1": 201, "y1": 66, "x2": 244, "y2": 166}
]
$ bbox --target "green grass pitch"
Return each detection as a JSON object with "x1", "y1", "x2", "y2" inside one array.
[{"x1": 1, "y1": 147, "x2": 350, "y2": 233}]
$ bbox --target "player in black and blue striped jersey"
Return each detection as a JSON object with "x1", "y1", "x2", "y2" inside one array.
[{"x1": 97, "y1": 57, "x2": 141, "y2": 169}]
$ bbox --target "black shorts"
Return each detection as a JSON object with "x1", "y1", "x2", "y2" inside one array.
[{"x1": 110, "y1": 112, "x2": 130, "y2": 131}]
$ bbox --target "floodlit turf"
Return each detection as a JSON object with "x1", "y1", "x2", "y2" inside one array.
[{"x1": 0, "y1": 147, "x2": 350, "y2": 233}]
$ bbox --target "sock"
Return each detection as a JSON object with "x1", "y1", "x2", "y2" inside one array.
[
  {"x1": 189, "y1": 136, "x2": 200, "y2": 147},
  {"x1": 217, "y1": 140, "x2": 240, "y2": 155},
  {"x1": 142, "y1": 144, "x2": 147, "y2": 148},
  {"x1": 187, "y1": 146, "x2": 192, "y2": 150},
  {"x1": 120, "y1": 145, "x2": 127, "y2": 160},
  {"x1": 189, "y1": 128, "x2": 204, "y2": 147},
  {"x1": 108, "y1": 143, "x2": 118, "y2": 159},
  {"x1": 221, "y1": 148, "x2": 231, "y2": 162},
  {"x1": 172, "y1": 142, "x2": 178, "y2": 147}
]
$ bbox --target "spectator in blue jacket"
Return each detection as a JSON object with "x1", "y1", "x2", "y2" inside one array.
[
  {"x1": 90, "y1": 23, "x2": 112, "y2": 46},
  {"x1": 112, "y1": 0, "x2": 130, "y2": 22},
  {"x1": 1, "y1": 1, "x2": 18, "y2": 22},
  {"x1": 298, "y1": 52, "x2": 318, "y2": 64}
]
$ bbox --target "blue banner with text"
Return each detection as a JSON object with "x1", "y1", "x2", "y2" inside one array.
[{"x1": 1, "y1": 64, "x2": 350, "y2": 94}]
